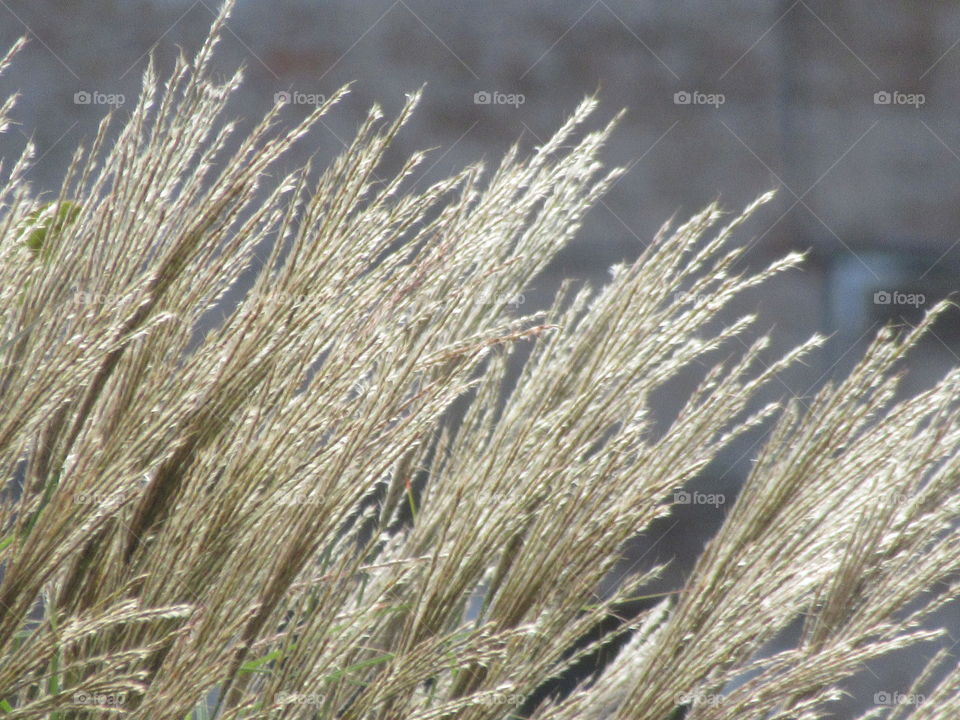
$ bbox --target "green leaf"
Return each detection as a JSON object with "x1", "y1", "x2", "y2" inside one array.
[
  {"x1": 15, "y1": 200, "x2": 81, "y2": 260},
  {"x1": 47, "y1": 604, "x2": 61, "y2": 720},
  {"x1": 238, "y1": 646, "x2": 293, "y2": 676},
  {"x1": 323, "y1": 652, "x2": 395, "y2": 683}
]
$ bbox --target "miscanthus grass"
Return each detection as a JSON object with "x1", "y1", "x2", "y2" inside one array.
[{"x1": 2, "y1": 4, "x2": 960, "y2": 719}]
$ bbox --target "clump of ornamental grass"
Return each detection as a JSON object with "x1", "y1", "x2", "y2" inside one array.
[{"x1": 2, "y1": 3, "x2": 960, "y2": 719}]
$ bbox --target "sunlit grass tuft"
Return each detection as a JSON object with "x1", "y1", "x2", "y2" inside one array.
[{"x1": 2, "y1": 3, "x2": 960, "y2": 719}]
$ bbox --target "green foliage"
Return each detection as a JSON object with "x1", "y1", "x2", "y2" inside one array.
[{"x1": 16, "y1": 201, "x2": 81, "y2": 259}]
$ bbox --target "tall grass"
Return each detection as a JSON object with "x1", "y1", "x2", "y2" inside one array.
[{"x1": 2, "y1": 3, "x2": 960, "y2": 718}]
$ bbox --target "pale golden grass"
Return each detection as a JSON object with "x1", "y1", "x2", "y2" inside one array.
[{"x1": 1, "y1": 3, "x2": 960, "y2": 719}]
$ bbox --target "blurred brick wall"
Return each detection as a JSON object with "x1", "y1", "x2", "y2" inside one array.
[{"x1": 2, "y1": 3, "x2": 957, "y2": 244}]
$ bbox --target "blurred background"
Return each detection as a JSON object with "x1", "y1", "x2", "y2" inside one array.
[{"x1": 1, "y1": 1, "x2": 958, "y2": 716}]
